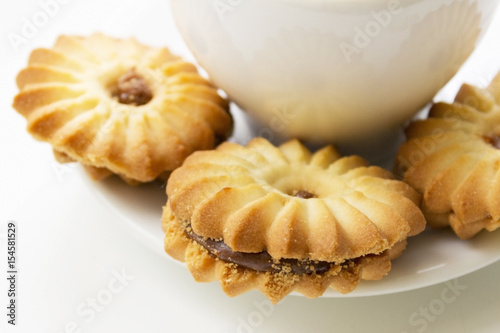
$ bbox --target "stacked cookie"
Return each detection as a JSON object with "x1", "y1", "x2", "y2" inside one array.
[
  {"x1": 13, "y1": 33, "x2": 232, "y2": 184},
  {"x1": 395, "y1": 72, "x2": 500, "y2": 239},
  {"x1": 163, "y1": 138, "x2": 425, "y2": 303}
]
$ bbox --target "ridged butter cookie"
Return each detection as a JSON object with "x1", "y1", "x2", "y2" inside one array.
[
  {"x1": 13, "y1": 33, "x2": 232, "y2": 184},
  {"x1": 163, "y1": 138, "x2": 425, "y2": 303},
  {"x1": 395, "y1": 72, "x2": 500, "y2": 239}
]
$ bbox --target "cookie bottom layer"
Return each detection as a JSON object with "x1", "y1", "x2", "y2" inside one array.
[
  {"x1": 162, "y1": 204, "x2": 407, "y2": 303},
  {"x1": 53, "y1": 149, "x2": 171, "y2": 185}
]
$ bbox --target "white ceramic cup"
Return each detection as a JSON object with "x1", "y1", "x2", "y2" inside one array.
[{"x1": 170, "y1": 0, "x2": 499, "y2": 160}]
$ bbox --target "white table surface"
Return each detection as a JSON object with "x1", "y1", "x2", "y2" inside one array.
[{"x1": 2, "y1": 1, "x2": 500, "y2": 332}]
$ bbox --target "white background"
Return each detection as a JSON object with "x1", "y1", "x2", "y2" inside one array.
[{"x1": 1, "y1": 0, "x2": 500, "y2": 332}]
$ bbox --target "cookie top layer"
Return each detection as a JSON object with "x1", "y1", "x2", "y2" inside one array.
[
  {"x1": 13, "y1": 33, "x2": 232, "y2": 183},
  {"x1": 167, "y1": 138, "x2": 425, "y2": 262},
  {"x1": 395, "y1": 72, "x2": 500, "y2": 239}
]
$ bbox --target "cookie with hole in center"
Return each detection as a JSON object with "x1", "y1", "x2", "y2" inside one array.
[
  {"x1": 13, "y1": 33, "x2": 232, "y2": 184},
  {"x1": 162, "y1": 138, "x2": 426, "y2": 303}
]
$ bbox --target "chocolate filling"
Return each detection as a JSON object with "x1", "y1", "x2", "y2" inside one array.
[
  {"x1": 111, "y1": 68, "x2": 153, "y2": 106},
  {"x1": 292, "y1": 189, "x2": 316, "y2": 199},
  {"x1": 482, "y1": 135, "x2": 500, "y2": 149},
  {"x1": 184, "y1": 224, "x2": 333, "y2": 275}
]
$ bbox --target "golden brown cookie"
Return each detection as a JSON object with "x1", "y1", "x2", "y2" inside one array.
[
  {"x1": 163, "y1": 138, "x2": 426, "y2": 303},
  {"x1": 13, "y1": 33, "x2": 232, "y2": 184},
  {"x1": 395, "y1": 72, "x2": 500, "y2": 239}
]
